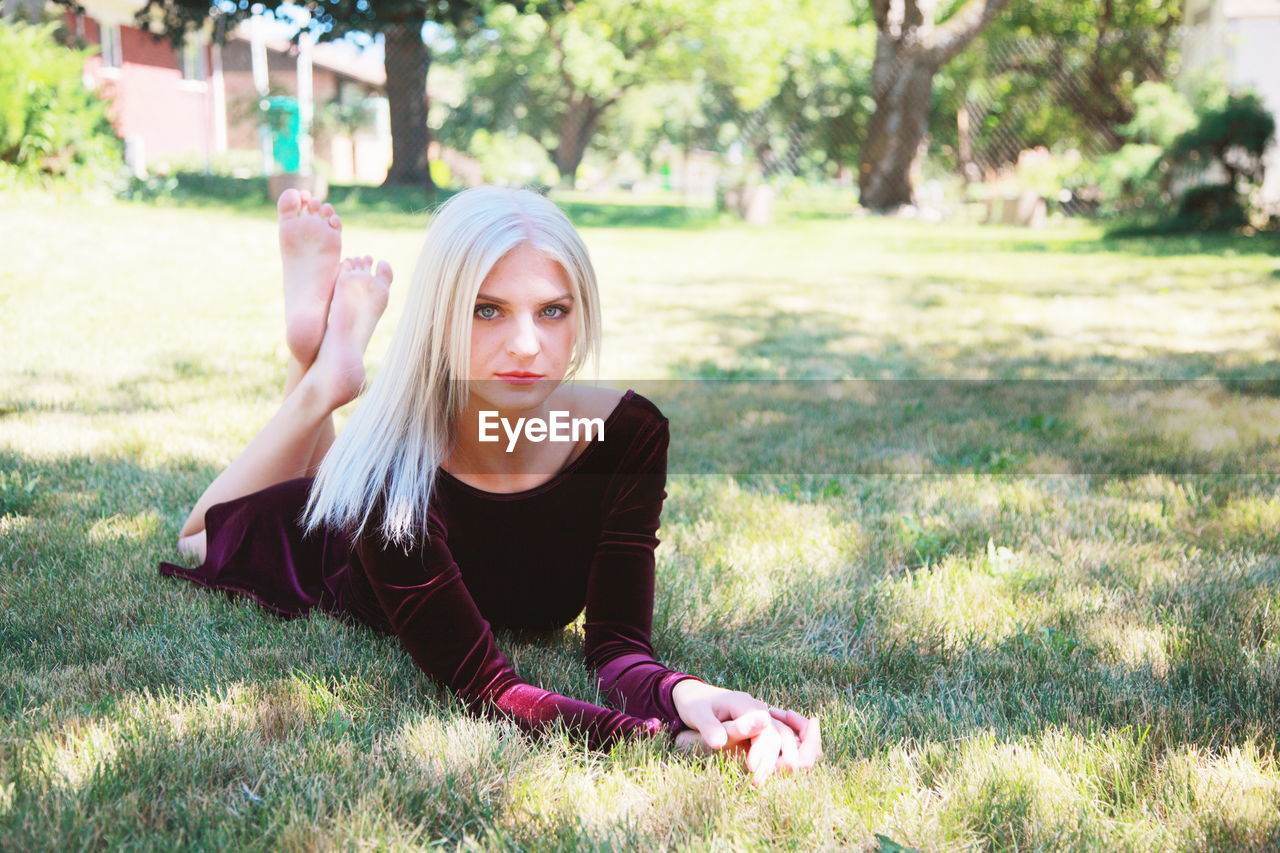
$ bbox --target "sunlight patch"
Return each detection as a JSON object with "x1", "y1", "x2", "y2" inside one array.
[
  {"x1": 88, "y1": 510, "x2": 164, "y2": 544},
  {"x1": 1080, "y1": 615, "x2": 1169, "y2": 678},
  {"x1": 29, "y1": 716, "x2": 120, "y2": 790},
  {"x1": 875, "y1": 550, "x2": 1024, "y2": 649},
  {"x1": 1161, "y1": 743, "x2": 1280, "y2": 830}
]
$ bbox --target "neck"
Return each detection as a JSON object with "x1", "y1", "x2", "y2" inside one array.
[{"x1": 446, "y1": 391, "x2": 566, "y2": 477}]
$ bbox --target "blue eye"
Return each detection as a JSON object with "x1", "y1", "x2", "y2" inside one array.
[
  {"x1": 475, "y1": 305, "x2": 498, "y2": 320},
  {"x1": 543, "y1": 305, "x2": 569, "y2": 318}
]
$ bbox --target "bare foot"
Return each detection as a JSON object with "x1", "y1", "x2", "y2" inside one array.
[
  {"x1": 302, "y1": 256, "x2": 393, "y2": 411},
  {"x1": 177, "y1": 530, "x2": 207, "y2": 564},
  {"x1": 278, "y1": 188, "x2": 343, "y2": 366}
]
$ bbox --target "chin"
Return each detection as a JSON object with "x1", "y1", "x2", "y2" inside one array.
[{"x1": 469, "y1": 377, "x2": 561, "y2": 413}]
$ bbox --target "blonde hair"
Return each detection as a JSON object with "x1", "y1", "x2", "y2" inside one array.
[{"x1": 301, "y1": 186, "x2": 602, "y2": 547}]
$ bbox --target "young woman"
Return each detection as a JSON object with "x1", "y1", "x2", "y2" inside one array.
[{"x1": 160, "y1": 186, "x2": 822, "y2": 786}]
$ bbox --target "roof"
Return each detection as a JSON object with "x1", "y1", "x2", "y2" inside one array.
[{"x1": 229, "y1": 19, "x2": 386, "y2": 88}]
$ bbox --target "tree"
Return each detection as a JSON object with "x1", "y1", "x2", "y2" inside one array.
[
  {"x1": 929, "y1": 0, "x2": 1181, "y2": 180},
  {"x1": 440, "y1": 0, "x2": 813, "y2": 187},
  {"x1": 131, "y1": 0, "x2": 551, "y2": 190},
  {"x1": 859, "y1": 0, "x2": 1011, "y2": 211}
]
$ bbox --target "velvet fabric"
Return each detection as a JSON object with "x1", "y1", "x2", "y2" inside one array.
[{"x1": 159, "y1": 389, "x2": 704, "y2": 750}]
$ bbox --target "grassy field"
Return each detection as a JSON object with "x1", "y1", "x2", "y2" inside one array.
[{"x1": 4, "y1": 182, "x2": 1280, "y2": 850}]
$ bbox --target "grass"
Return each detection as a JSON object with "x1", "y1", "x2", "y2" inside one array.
[{"x1": 3, "y1": 185, "x2": 1280, "y2": 850}]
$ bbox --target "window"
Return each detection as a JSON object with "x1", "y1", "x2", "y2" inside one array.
[
  {"x1": 98, "y1": 22, "x2": 122, "y2": 68},
  {"x1": 181, "y1": 39, "x2": 207, "y2": 82}
]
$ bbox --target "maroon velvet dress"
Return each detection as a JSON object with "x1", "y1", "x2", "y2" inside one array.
[{"x1": 158, "y1": 389, "x2": 704, "y2": 750}]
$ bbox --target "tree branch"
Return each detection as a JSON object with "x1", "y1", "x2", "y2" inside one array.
[{"x1": 926, "y1": 0, "x2": 1011, "y2": 66}]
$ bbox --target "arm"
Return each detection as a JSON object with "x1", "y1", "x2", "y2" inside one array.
[
  {"x1": 351, "y1": 502, "x2": 668, "y2": 751},
  {"x1": 581, "y1": 416, "x2": 706, "y2": 734},
  {"x1": 578, "y1": 417, "x2": 824, "y2": 783}
]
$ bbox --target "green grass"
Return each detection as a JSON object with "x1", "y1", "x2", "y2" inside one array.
[{"x1": 3, "y1": 188, "x2": 1280, "y2": 850}]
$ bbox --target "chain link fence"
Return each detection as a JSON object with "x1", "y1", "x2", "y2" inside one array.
[{"x1": 404, "y1": 25, "x2": 1200, "y2": 221}]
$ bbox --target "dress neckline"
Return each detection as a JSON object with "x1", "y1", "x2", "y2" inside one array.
[{"x1": 435, "y1": 388, "x2": 636, "y2": 501}]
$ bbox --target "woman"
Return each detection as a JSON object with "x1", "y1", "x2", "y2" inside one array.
[{"x1": 160, "y1": 186, "x2": 822, "y2": 786}]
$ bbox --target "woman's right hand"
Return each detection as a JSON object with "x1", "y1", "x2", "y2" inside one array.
[{"x1": 673, "y1": 707, "x2": 822, "y2": 785}]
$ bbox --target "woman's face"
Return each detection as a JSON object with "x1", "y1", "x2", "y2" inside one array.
[{"x1": 467, "y1": 242, "x2": 577, "y2": 411}]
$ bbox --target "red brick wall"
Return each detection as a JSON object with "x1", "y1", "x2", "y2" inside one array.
[{"x1": 77, "y1": 14, "x2": 216, "y2": 163}]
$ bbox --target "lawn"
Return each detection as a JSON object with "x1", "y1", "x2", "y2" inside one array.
[{"x1": 3, "y1": 182, "x2": 1280, "y2": 850}]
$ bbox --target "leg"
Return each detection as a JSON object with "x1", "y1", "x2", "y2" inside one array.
[
  {"x1": 178, "y1": 256, "x2": 393, "y2": 556},
  {"x1": 283, "y1": 257, "x2": 386, "y2": 476}
]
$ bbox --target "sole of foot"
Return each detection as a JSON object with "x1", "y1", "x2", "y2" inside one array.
[
  {"x1": 305, "y1": 256, "x2": 394, "y2": 411},
  {"x1": 278, "y1": 188, "x2": 343, "y2": 367}
]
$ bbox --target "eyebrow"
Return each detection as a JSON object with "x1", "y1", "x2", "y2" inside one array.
[{"x1": 475, "y1": 292, "x2": 575, "y2": 305}]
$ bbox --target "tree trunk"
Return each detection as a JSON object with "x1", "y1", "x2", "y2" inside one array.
[
  {"x1": 551, "y1": 94, "x2": 607, "y2": 187},
  {"x1": 858, "y1": 47, "x2": 936, "y2": 211},
  {"x1": 858, "y1": 0, "x2": 1012, "y2": 211},
  {"x1": 382, "y1": 18, "x2": 435, "y2": 191}
]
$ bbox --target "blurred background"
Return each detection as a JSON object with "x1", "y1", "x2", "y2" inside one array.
[{"x1": 2, "y1": 0, "x2": 1277, "y2": 234}]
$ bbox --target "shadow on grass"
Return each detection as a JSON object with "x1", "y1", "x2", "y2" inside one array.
[
  {"x1": 0, "y1": 353, "x2": 283, "y2": 417},
  {"x1": 139, "y1": 174, "x2": 726, "y2": 232},
  {"x1": 898, "y1": 227, "x2": 1280, "y2": 259}
]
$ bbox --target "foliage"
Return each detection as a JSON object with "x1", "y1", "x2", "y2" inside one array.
[
  {"x1": 722, "y1": 8, "x2": 874, "y2": 182},
  {"x1": 934, "y1": 0, "x2": 1181, "y2": 174},
  {"x1": 1108, "y1": 90, "x2": 1277, "y2": 234},
  {"x1": 0, "y1": 19, "x2": 121, "y2": 187},
  {"x1": 437, "y1": 0, "x2": 838, "y2": 183},
  {"x1": 1083, "y1": 81, "x2": 1199, "y2": 218},
  {"x1": 464, "y1": 128, "x2": 559, "y2": 187},
  {"x1": 1167, "y1": 92, "x2": 1276, "y2": 191}
]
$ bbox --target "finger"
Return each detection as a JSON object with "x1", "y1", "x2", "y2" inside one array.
[
  {"x1": 774, "y1": 720, "x2": 801, "y2": 773},
  {"x1": 678, "y1": 703, "x2": 730, "y2": 749},
  {"x1": 674, "y1": 728, "x2": 714, "y2": 756},
  {"x1": 797, "y1": 716, "x2": 822, "y2": 768},
  {"x1": 769, "y1": 707, "x2": 810, "y2": 736},
  {"x1": 747, "y1": 723, "x2": 781, "y2": 787},
  {"x1": 722, "y1": 709, "x2": 773, "y2": 745}
]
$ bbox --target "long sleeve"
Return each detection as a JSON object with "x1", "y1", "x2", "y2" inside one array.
[
  {"x1": 582, "y1": 416, "x2": 705, "y2": 734},
  {"x1": 351, "y1": 502, "x2": 669, "y2": 751}
]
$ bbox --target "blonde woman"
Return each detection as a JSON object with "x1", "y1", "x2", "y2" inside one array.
[{"x1": 160, "y1": 186, "x2": 822, "y2": 785}]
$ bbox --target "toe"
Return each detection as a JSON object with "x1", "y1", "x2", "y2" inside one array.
[
  {"x1": 307, "y1": 198, "x2": 322, "y2": 215},
  {"x1": 299, "y1": 190, "x2": 312, "y2": 209},
  {"x1": 376, "y1": 260, "x2": 393, "y2": 283},
  {"x1": 328, "y1": 214, "x2": 342, "y2": 229},
  {"x1": 320, "y1": 202, "x2": 334, "y2": 218},
  {"x1": 277, "y1": 188, "x2": 301, "y2": 217}
]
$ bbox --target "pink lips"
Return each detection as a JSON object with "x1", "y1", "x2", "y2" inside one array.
[{"x1": 495, "y1": 372, "x2": 543, "y2": 386}]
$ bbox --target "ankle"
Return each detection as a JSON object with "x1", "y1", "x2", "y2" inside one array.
[{"x1": 288, "y1": 371, "x2": 343, "y2": 419}]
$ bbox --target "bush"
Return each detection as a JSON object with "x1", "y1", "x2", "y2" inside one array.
[
  {"x1": 1165, "y1": 92, "x2": 1275, "y2": 230},
  {"x1": 0, "y1": 19, "x2": 121, "y2": 187},
  {"x1": 1081, "y1": 82, "x2": 1197, "y2": 219},
  {"x1": 1104, "y1": 87, "x2": 1277, "y2": 235}
]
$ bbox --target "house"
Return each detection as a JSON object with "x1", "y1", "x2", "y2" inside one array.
[
  {"x1": 1182, "y1": 0, "x2": 1280, "y2": 209},
  {"x1": 7, "y1": 0, "x2": 396, "y2": 182}
]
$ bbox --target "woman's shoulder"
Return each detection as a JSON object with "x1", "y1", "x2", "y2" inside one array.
[{"x1": 568, "y1": 385, "x2": 667, "y2": 443}]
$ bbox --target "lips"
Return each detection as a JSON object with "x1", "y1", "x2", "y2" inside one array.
[{"x1": 495, "y1": 372, "x2": 544, "y2": 379}]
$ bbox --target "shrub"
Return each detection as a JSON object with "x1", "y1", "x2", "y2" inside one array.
[
  {"x1": 1104, "y1": 88, "x2": 1277, "y2": 235},
  {"x1": 1164, "y1": 92, "x2": 1276, "y2": 231},
  {"x1": 0, "y1": 19, "x2": 121, "y2": 187}
]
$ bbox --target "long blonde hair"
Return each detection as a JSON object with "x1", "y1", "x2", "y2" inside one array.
[{"x1": 301, "y1": 186, "x2": 602, "y2": 547}]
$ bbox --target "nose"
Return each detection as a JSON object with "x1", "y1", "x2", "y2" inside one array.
[{"x1": 506, "y1": 312, "x2": 541, "y2": 359}]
